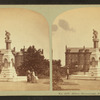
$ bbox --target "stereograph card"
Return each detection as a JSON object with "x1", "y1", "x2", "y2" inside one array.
[{"x1": 0, "y1": 4, "x2": 99, "y2": 96}]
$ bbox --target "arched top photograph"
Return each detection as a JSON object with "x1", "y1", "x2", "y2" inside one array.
[
  {"x1": 52, "y1": 7, "x2": 100, "y2": 91},
  {"x1": 0, "y1": 8, "x2": 50, "y2": 91}
]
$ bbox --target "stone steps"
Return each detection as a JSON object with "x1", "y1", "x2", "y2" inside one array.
[
  {"x1": 70, "y1": 75, "x2": 100, "y2": 80},
  {"x1": 0, "y1": 67, "x2": 17, "y2": 78},
  {"x1": 0, "y1": 76, "x2": 27, "y2": 82},
  {"x1": 0, "y1": 67, "x2": 17, "y2": 81},
  {"x1": 0, "y1": 67, "x2": 27, "y2": 82},
  {"x1": 89, "y1": 67, "x2": 100, "y2": 76}
]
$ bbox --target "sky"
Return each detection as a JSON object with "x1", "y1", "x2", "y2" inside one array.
[
  {"x1": 0, "y1": 8, "x2": 49, "y2": 59},
  {"x1": 52, "y1": 7, "x2": 100, "y2": 66}
]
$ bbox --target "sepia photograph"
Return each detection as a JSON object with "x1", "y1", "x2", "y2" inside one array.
[
  {"x1": 0, "y1": 8, "x2": 50, "y2": 91},
  {"x1": 1, "y1": 4, "x2": 100, "y2": 96},
  {"x1": 52, "y1": 7, "x2": 100, "y2": 91}
]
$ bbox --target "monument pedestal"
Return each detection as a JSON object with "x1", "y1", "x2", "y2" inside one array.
[
  {"x1": 0, "y1": 49, "x2": 18, "y2": 82},
  {"x1": 88, "y1": 48, "x2": 100, "y2": 79},
  {"x1": 89, "y1": 67, "x2": 100, "y2": 76},
  {"x1": 0, "y1": 67, "x2": 17, "y2": 82}
]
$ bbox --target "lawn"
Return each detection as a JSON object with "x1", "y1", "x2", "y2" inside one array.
[
  {"x1": 58, "y1": 78, "x2": 100, "y2": 90},
  {"x1": 0, "y1": 79, "x2": 49, "y2": 91}
]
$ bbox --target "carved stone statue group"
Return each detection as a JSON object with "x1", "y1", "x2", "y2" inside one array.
[
  {"x1": 5, "y1": 30, "x2": 10, "y2": 40},
  {"x1": 93, "y1": 29, "x2": 98, "y2": 39}
]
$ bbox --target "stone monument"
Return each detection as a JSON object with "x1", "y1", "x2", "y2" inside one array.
[
  {"x1": 0, "y1": 31, "x2": 17, "y2": 81},
  {"x1": 89, "y1": 29, "x2": 100, "y2": 78}
]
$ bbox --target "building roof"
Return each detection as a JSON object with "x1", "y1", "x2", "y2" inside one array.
[{"x1": 66, "y1": 47, "x2": 100, "y2": 53}]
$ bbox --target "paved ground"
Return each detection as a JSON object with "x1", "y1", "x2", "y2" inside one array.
[
  {"x1": 0, "y1": 79, "x2": 49, "y2": 91},
  {"x1": 59, "y1": 77, "x2": 100, "y2": 90}
]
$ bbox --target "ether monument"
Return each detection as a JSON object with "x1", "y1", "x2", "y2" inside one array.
[
  {"x1": 89, "y1": 29, "x2": 100, "y2": 78},
  {"x1": 0, "y1": 31, "x2": 17, "y2": 81}
]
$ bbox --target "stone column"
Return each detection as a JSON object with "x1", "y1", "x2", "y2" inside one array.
[
  {"x1": 5, "y1": 40, "x2": 12, "y2": 50},
  {"x1": 93, "y1": 38, "x2": 99, "y2": 48}
]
